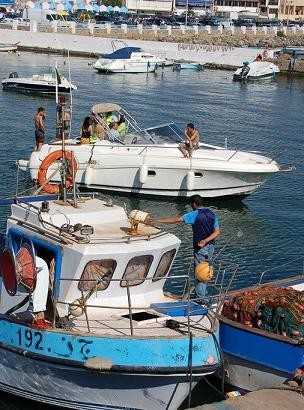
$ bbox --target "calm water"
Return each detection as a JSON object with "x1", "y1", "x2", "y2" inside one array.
[{"x1": 0, "y1": 52, "x2": 303, "y2": 408}]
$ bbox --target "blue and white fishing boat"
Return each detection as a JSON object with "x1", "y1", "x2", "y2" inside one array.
[
  {"x1": 219, "y1": 276, "x2": 304, "y2": 392},
  {"x1": 0, "y1": 191, "x2": 222, "y2": 409}
]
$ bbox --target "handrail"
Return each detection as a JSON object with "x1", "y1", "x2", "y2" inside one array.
[{"x1": 9, "y1": 214, "x2": 168, "y2": 245}]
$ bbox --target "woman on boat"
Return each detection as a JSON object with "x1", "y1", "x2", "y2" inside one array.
[
  {"x1": 179, "y1": 123, "x2": 200, "y2": 158},
  {"x1": 80, "y1": 116, "x2": 93, "y2": 144}
]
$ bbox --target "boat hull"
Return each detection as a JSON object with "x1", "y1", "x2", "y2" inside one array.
[
  {"x1": 0, "y1": 346, "x2": 197, "y2": 410},
  {"x1": 223, "y1": 353, "x2": 290, "y2": 392},
  {"x1": 233, "y1": 73, "x2": 277, "y2": 82},
  {"x1": 219, "y1": 319, "x2": 304, "y2": 391},
  {"x1": 26, "y1": 145, "x2": 278, "y2": 198},
  {"x1": 0, "y1": 46, "x2": 17, "y2": 52},
  {"x1": 95, "y1": 63, "x2": 157, "y2": 74},
  {"x1": 2, "y1": 81, "x2": 73, "y2": 94},
  {"x1": 0, "y1": 318, "x2": 220, "y2": 409}
]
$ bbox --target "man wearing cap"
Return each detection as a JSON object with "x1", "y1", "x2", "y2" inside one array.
[{"x1": 149, "y1": 195, "x2": 220, "y2": 297}]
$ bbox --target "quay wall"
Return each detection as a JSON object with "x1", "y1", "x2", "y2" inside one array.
[{"x1": 0, "y1": 28, "x2": 264, "y2": 67}]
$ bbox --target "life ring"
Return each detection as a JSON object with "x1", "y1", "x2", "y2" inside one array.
[{"x1": 37, "y1": 150, "x2": 77, "y2": 194}]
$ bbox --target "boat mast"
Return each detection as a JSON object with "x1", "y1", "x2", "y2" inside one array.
[
  {"x1": 55, "y1": 63, "x2": 66, "y2": 203},
  {"x1": 55, "y1": 58, "x2": 77, "y2": 207}
]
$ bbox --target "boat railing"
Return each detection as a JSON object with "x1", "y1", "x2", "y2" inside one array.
[
  {"x1": 8, "y1": 193, "x2": 167, "y2": 245},
  {"x1": 53, "y1": 262, "x2": 238, "y2": 336},
  {"x1": 222, "y1": 256, "x2": 304, "y2": 298}
]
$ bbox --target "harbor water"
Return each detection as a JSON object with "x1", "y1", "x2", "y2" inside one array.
[{"x1": 0, "y1": 51, "x2": 303, "y2": 409}]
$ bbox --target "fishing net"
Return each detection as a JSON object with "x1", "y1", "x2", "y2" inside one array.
[{"x1": 222, "y1": 286, "x2": 304, "y2": 341}]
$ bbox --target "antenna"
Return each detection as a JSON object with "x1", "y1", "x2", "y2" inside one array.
[{"x1": 55, "y1": 55, "x2": 77, "y2": 207}]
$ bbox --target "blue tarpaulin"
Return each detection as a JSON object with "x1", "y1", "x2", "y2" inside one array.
[
  {"x1": 102, "y1": 47, "x2": 142, "y2": 60},
  {"x1": 0, "y1": 0, "x2": 15, "y2": 5}
]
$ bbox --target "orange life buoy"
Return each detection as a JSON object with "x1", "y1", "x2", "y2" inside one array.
[{"x1": 37, "y1": 150, "x2": 77, "y2": 194}]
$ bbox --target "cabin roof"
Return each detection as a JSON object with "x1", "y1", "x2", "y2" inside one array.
[
  {"x1": 91, "y1": 103, "x2": 122, "y2": 114},
  {"x1": 10, "y1": 198, "x2": 163, "y2": 244}
]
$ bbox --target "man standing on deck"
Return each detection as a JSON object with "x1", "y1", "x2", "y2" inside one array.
[
  {"x1": 148, "y1": 195, "x2": 220, "y2": 297},
  {"x1": 34, "y1": 107, "x2": 46, "y2": 151}
]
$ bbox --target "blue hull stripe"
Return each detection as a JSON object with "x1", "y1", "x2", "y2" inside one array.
[
  {"x1": 0, "y1": 319, "x2": 220, "y2": 369},
  {"x1": 219, "y1": 321, "x2": 304, "y2": 374}
]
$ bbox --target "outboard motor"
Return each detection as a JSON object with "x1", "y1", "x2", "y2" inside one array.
[{"x1": 8, "y1": 72, "x2": 19, "y2": 78}]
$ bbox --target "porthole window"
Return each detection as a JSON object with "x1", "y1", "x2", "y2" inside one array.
[
  {"x1": 78, "y1": 260, "x2": 117, "y2": 292},
  {"x1": 121, "y1": 255, "x2": 153, "y2": 287},
  {"x1": 153, "y1": 249, "x2": 176, "y2": 282}
]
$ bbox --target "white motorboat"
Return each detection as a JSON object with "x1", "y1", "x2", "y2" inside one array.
[
  {"x1": 0, "y1": 42, "x2": 19, "y2": 52},
  {"x1": 233, "y1": 61, "x2": 280, "y2": 81},
  {"x1": 93, "y1": 45, "x2": 166, "y2": 74},
  {"x1": 2, "y1": 68, "x2": 77, "y2": 94},
  {"x1": 19, "y1": 103, "x2": 289, "y2": 198}
]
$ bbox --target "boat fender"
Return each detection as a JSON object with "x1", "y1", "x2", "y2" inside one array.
[
  {"x1": 17, "y1": 159, "x2": 29, "y2": 171},
  {"x1": 37, "y1": 150, "x2": 77, "y2": 194},
  {"x1": 139, "y1": 165, "x2": 148, "y2": 185},
  {"x1": 84, "y1": 164, "x2": 94, "y2": 186},
  {"x1": 186, "y1": 171, "x2": 194, "y2": 191},
  {"x1": 84, "y1": 357, "x2": 113, "y2": 371}
]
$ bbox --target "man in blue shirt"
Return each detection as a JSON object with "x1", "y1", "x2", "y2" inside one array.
[{"x1": 150, "y1": 195, "x2": 220, "y2": 297}]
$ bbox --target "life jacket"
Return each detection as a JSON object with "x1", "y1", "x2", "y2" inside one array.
[
  {"x1": 192, "y1": 208, "x2": 216, "y2": 251},
  {"x1": 90, "y1": 135, "x2": 98, "y2": 144},
  {"x1": 117, "y1": 122, "x2": 127, "y2": 136}
]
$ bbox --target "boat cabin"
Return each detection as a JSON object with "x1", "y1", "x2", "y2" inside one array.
[{"x1": 1, "y1": 196, "x2": 180, "y2": 322}]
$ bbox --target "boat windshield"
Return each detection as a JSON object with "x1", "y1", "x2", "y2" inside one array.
[
  {"x1": 88, "y1": 104, "x2": 184, "y2": 146},
  {"x1": 112, "y1": 123, "x2": 183, "y2": 145},
  {"x1": 143, "y1": 123, "x2": 183, "y2": 144}
]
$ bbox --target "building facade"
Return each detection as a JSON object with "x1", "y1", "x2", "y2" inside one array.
[
  {"x1": 125, "y1": 0, "x2": 173, "y2": 13},
  {"x1": 279, "y1": 0, "x2": 304, "y2": 19},
  {"x1": 214, "y1": 0, "x2": 259, "y2": 18},
  {"x1": 259, "y1": 0, "x2": 280, "y2": 18}
]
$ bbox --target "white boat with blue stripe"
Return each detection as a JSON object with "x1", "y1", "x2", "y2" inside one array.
[{"x1": 0, "y1": 191, "x2": 222, "y2": 409}]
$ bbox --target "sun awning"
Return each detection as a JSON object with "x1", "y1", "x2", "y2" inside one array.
[{"x1": 91, "y1": 103, "x2": 122, "y2": 114}]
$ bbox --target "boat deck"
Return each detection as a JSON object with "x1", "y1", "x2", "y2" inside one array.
[{"x1": 68, "y1": 307, "x2": 213, "y2": 338}]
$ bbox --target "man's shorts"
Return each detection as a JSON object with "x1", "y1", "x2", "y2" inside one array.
[{"x1": 35, "y1": 129, "x2": 45, "y2": 144}]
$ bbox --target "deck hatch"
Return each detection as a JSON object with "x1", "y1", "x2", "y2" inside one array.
[{"x1": 121, "y1": 312, "x2": 160, "y2": 322}]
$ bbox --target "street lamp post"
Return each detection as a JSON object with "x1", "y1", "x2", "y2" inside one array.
[{"x1": 185, "y1": 0, "x2": 188, "y2": 26}]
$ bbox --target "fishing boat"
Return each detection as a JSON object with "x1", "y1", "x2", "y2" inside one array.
[
  {"x1": 0, "y1": 42, "x2": 19, "y2": 52},
  {"x1": 219, "y1": 276, "x2": 304, "y2": 391},
  {"x1": 19, "y1": 103, "x2": 290, "y2": 199},
  {"x1": 93, "y1": 46, "x2": 166, "y2": 74},
  {"x1": 0, "y1": 97, "x2": 223, "y2": 409},
  {"x1": 2, "y1": 68, "x2": 77, "y2": 94},
  {"x1": 233, "y1": 61, "x2": 280, "y2": 81}
]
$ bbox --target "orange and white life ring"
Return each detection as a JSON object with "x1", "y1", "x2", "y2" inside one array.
[{"x1": 37, "y1": 150, "x2": 77, "y2": 194}]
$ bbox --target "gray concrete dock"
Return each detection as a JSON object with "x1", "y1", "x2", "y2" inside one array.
[{"x1": 190, "y1": 389, "x2": 304, "y2": 409}]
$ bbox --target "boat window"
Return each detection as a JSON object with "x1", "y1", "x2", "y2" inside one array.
[
  {"x1": 152, "y1": 249, "x2": 176, "y2": 282},
  {"x1": 148, "y1": 170, "x2": 156, "y2": 176},
  {"x1": 78, "y1": 260, "x2": 117, "y2": 292},
  {"x1": 121, "y1": 255, "x2": 153, "y2": 287}
]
